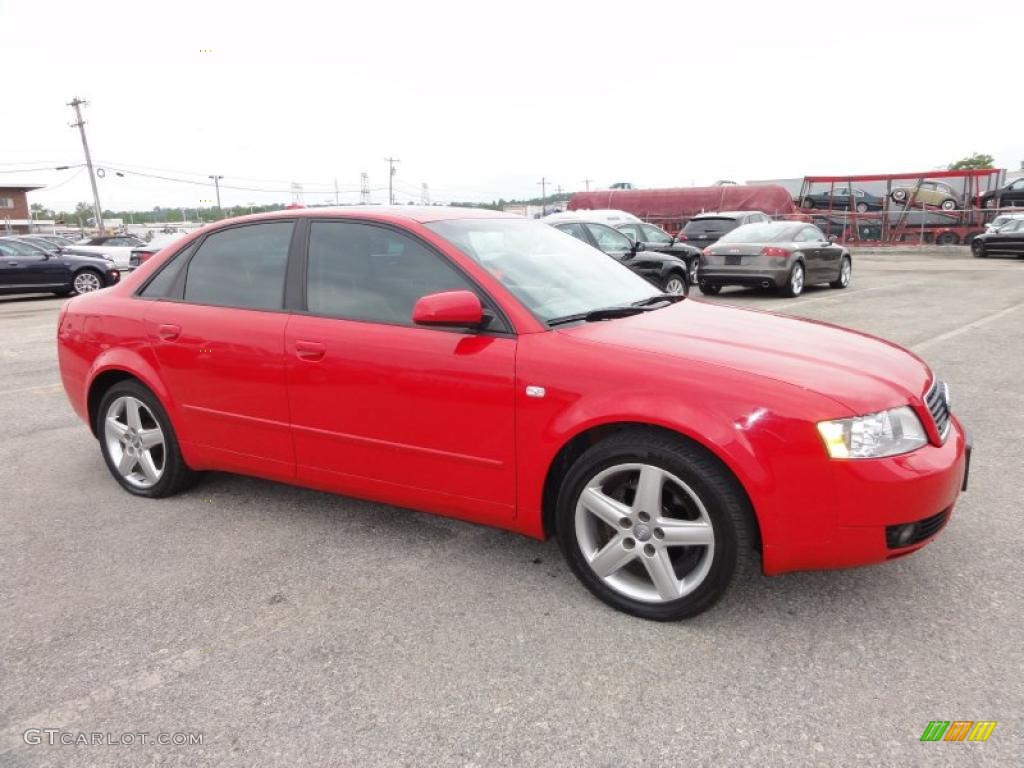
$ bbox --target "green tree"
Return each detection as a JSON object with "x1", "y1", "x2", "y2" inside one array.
[{"x1": 948, "y1": 153, "x2": 995, "y2": 171}]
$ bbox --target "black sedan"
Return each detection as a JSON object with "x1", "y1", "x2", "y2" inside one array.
[
  {"x1": 980, "y1": 177, "x2": 1024, "y2": 209},
  {"x1": 613, "y1": 221, "x2": 703, "y2": 285},
  {"x1": 548, "y1": 219, "x2": 692, "y2": 294},
  {"x1": 801, "y1": 186, "x2": 884, "y2": 213},
  {"x1": 971, "y1": 217, "x2": 1024, "y2": 257},
  {"x1": 0, "y1": 239, "x2": 121, "y2": 296}
]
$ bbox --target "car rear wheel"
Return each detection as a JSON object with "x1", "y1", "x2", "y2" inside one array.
[
  {"x1": 97, "y1": 380, "x2": 198, "y2": 498},
  {"x1": 830, "y1": 257, "x2": 851, "y2": 289},
  {"x1": 935, "y1": 231, "x2": 960, "y2": 246},
  {"x1": 72, "y1": 269, "x2": 103, "y2": 294},
  {"x1": 782, "y1": 262, "x2": 804, "y2": 297},
  {"x1": 941, "y1": 199, "x2": 957, "y2": 211},
  {"x1": 698, "y1": 281, "x2": 721, "y2": 295},
  {"x1": 855, "y1": 202, "x2": 869, "y2": 213},
  {"x1": 972, "y1": 240, "x2": 986, "y2": 258},
  {"x1": 662, "y1": 271, "x2": 687, "y2": 296},
  {"x1": 802, "y1": 198, "x2": 815, "y2": 209},
  {"x1": 556, "y1": 429, "x2": 753, "y2": 621},
  {"x1": 891, "y1": 189, "x2": 907, "y2": 202}
]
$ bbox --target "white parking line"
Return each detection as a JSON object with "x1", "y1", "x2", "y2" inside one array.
[{"x1": 912, "y1": 302, "x2": 1024, "y2": 353}]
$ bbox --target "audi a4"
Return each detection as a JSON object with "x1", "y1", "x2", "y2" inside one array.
[{"x1": 57, "y1": 208, "x2": 969, "y2": 620}]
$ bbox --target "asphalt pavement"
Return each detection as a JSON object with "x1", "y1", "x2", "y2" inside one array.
[{"x1": 1, "y1": 248, "x2": 1021, "y2": 767}]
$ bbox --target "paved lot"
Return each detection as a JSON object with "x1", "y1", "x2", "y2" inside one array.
[{"x1": 1, "y1": 249, "x2": 1022, "y2": 767}]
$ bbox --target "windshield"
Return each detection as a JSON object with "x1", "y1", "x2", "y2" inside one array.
[
  {"x1": 426, "y1": 219, "x2": 660, "y2": 323},
  {"x1": 717, "y1": 222, "x2": 797, "y2": 243}
]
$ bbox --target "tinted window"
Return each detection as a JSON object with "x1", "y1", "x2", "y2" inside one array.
[
  {"x1": 306, "y1": 221, "x2": 475, "y2": 326},
  {"x1": 139, "y1": 243, "x2": 195, "y2": 298},
  {"x1": 584, "y1": 223, "x2": 632, "y2": 252},
  {"x1": 183, "y1": 222, "x2": 292, "y2": 310},
  {"x1": 616, "y1": 224, "x2": 642, "y2": 241},
  {"x1": 553, "y1": 223, "x2": 588, "y2": 242},
  {"x1": 681, "y1": 217, "x2": 739, "y2": 237}
]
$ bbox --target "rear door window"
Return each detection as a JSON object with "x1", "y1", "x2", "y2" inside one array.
[
  {"x1": 553, "y1": 223, "x2": 589, "y2": 242},
  {"x1": 183, "y1": 222, "x2": 293, "y2": 310},
  {"x1": 584, "y1": 224, "x2": 633, "y2": 252}
]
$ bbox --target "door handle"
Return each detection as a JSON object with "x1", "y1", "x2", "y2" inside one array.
[
  {"x1": 6, "y1": 261, "x2": 18, "y2": 267},
  {"x1": 157, "y1": 323, "x2": 181, "y2": 341},
  {"x1": 295, "y1": 340, "x2": 326, "y2": 361}
]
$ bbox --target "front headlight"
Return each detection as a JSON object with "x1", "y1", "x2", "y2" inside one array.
[{"x1": 817, "y1": 406, "x2": 927, "y2": 459}]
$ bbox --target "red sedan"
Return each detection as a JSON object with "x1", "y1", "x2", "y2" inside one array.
[{"x1": 57, "y1": 208, "x2": 970, "y2": 620}]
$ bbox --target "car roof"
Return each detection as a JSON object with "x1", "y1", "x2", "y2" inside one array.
[
  {"x1": 690, "y1": 211, "x2": 763, "y2": 219},
  {"x1": 211, "y1": 205, "x2": 519, "y2": 227}
]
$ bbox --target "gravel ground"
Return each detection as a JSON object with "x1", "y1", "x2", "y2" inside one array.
[{"x1": 1, "y1": 248, "x2": 1021, "y2": 767}]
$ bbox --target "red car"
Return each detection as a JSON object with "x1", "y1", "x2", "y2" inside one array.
[{"x1": 57, "y1": 208, "x2": 970, "y2": 620}]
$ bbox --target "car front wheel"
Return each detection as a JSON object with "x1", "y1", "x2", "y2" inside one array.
[
  {"x1": 97, "y1": 380, "x2": 198, "y2": 498},
  {"x1": 662, "y1": 271, "x2": 687, "y2": 296},
  {"x1": 972, "y1": 240, "x2": 986, "y2": 258},
  {"x1": 941, "y1": 199, "x2": 957, "y2": 211},
  {"x1": 855, "y1": 202, "x2": 869, "y2": 213},
  {"x1": 782, "y1": 262, "x2": 805, "y2": 297},
  {"x1": 556, "y1": 429, "x2": 753, "y2": 621},
  {"x1": 72, "y1": 269, "x2": 103, "y2": 294}
]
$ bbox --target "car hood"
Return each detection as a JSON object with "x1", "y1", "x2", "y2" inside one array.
[{"x1": 560, "y1": 299, "x2": 932, "y2": 415}]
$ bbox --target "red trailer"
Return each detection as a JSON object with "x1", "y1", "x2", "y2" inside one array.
[
  {"x1": 795, "y1": 169, "x2": 1003, "y2": 246},
  {"x1": 568, "y1": 185, "x2": 798, "y2": 234}
]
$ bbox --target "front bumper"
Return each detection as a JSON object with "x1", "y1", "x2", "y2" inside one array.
[{"x1": 763, "y1": 417, "x2": 969, "y2": 575}]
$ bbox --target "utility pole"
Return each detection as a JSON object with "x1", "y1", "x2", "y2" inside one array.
[
  {"x1": 420, "y1": 183, "x2": 430, "y2": 206},
  {"x1": 68, "y1": 97, "x2": 104, "y2": 234},
  {"x1": 360, "y1": 172, "x2": 370, "y2": 205},
  {"x1": 583, "y1": 178, "x2": 592, "y2": 191},
  {"x1": 333, "y1": 178, "x2": 339, "y2": 205},
  {"x1": 208, "y1": 174, "x2": 223, "y2": 213},
  {"x1": 385, "y1": 157, "x2": 399, "y2": 205},
  {"x1": 537, "y1": 177, "x2": 550, "y2": 216}
]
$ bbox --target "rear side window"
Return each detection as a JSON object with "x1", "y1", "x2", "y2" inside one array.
[
  {"x1": 139, "y1": 243, "x2": 195, "y2": 298},
  {"x1": 306, "y1": 221, "x2": 476, "y2": 326},
  {"x1": 183, "y1": 222, "x2": 293, "y2": 310},
  {"x1": 554, "y1": 223, "x2": 588, "y2": 242},
  {"x1": 584, "y1": 223, "x2": 632, "y2": 251},
  {"x1": 682, "y1": 217, "x2": 739, "y2": 237}
]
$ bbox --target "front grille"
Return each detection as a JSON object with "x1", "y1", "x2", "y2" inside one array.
[
  {"x1": 924, "y1": 380, "x2": 951, "y2": 442},
  {"x1": 886, "y1": 508, "x2": 951, "y2": 549}
]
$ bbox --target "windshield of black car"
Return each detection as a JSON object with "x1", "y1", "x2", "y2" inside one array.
[
  {"x1": 426, "y1": 219, "x2": 661, "y2": 324},
  {"x1": 681, "y1": 217, "x2": 738, "y2": 237},
  {"x1": 717, "y1": 222, "x2": 799, "y2": 243}
]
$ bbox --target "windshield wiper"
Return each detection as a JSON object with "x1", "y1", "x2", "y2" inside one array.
[
  {"x1": 548, "y1": 305, "x2": 652, "y2": 327},
  {"x1": 632, "y1": 293, "x2": 685, "y2": 308}
]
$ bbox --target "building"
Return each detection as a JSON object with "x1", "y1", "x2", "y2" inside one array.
[{"x1": 0, "y1": 183, "x2": 45, "y2": 234}]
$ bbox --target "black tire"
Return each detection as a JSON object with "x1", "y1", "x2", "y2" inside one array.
[
  {"x1": 971, "y1": 239, "x2": 986, "y2": 258},
  {"x1": 830, "y1": 256, "x2": 851, "y2": 289},
  {"x1": 662, "y1": 270, "x2": 687, "y2": 296},
  {"x1": 802, "y1": 198, "x2": 815, "y2": 209},
  {"x1": 940, "y1": 199, "x2": 957, "y2": 211},
  {"x1": 698, "y1": 281, "x2": 721, "y2": 295},
  {"x1": 935, "y1": 232, "x2": 960, "y2": 246},
  {"x1": 72, "y1": 268, "x2": 103, "y2": 294},
  {"x1": 891, "y1": 189, "x2": 907, "y2": 202},
  {"x1": 555, "y1": 428, "x2": 755, "y2": 621},
  {"x1": 855, "y1": 202, "x2": 869, "y2": 213},
  {"x1": 781, "y1": 262, "x2": 804, "y2": 297},
  {"x1": 96, "y1": 379, "x2": 199, "y2": 498}
]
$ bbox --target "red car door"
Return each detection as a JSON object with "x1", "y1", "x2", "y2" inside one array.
[
  {"x1": 284, "y1": 219, "x2": 517, "y2": 526},
  {"x1": 143, "y1": 221, "x2": 296, "y2": 480}
]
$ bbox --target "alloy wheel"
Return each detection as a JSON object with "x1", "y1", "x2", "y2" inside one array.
[
  {"x1": 664, "y1": 275, "x2": 686, "y2": 295},
  {"x1": 574, "y1": 463, "x2": 715, "y2": 603},
  {"x1": 103, "y1": 396, "x2": 166, "y2": 488},
  {"x1": 790, "y1": 263, "x2": 804, "y2": 295},
  {"x1": 73, "y1": 271, "x2": 101, "y2": 293},
  {"x1": 839, "y1": 259, "x2": 851, "y2": 286}
]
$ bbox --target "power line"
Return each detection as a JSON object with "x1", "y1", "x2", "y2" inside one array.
[
  {"x1": 208, "y1": 174, "x2": 224, "y2": 210},
  {"x1": 385, "y1": 157, "x2": 400, "y2": 205},
  {"x1": 68, "y1": 97, "x2": 105, "y2": 233}
]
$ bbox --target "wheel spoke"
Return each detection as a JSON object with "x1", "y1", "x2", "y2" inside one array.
[
  {"x1": 580, "y1": 487, "x2": 629, "y2": 528},
  {"x1": 633, "y1": 465, "x2": 663, "y2": 515},
  {"x1": 125, "y1": 398, "x2": 143, "y2": 431},
  {"x1": 643, "y1": 548, "x2": 681, "y2": 601},
  {"x1": 658, "y1": 519, "x2": 714, "y2": 546},
  {"x1": 137, "y1": 451, "x2": 160, "y2": 483},
  {"x1": 588, "y1": 535, "x2": 636, "y2": 578},
  {"x1": 117, "y1": 451, "x2": 136, "y2": 475},
  {"x1": 106, "y1": 417, "x2": 129, "y2": 439},
  {"x1": 138, "y1": 427, "x2": 163, "y2": 450}
]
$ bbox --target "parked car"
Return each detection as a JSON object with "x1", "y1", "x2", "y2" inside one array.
[
  {"x1": 21, "y1": 235, "x2": 69, "y2": 253},
  {"x1": 614, "y1": 220, "x2": 703, "y2": 285},
  {"x1": 1, "y1": 240, "x2": 120, "y2": 296},
  {"x1": 674, "y1": 211, "x2": 772, "y2": 250},
  {"x1": 980, "y1": 177, "x2": 1024, "y2": 209},
  {"x1": 129, "y1": 232, "x2": 189, "y2": 268},
  {"x1": 971, "y1": 217, "x2": 1024, "y2": 257},
  {"x1": 801, "y1": 186, "x2": 884, "y2": 213},
  {"x1": 699, "y1": 221, "x2": 851, "y2": 297},
  {"x1": 890, "y1": 181, "x2": 961, "y2": 211},
  {"x1": 808, "y1": 215, "x2": 883, "y2": 242},
  {"x1": 64, "y1": 234, "x2": 146, "y2": 269},
  {"x1": 548, "y1": 217, "x2": 691, "y2": 295},
  {"x1": 985, "y1": 213, "x2": 1024, "y2": 233},
  {"x1": 1, "y1": 236, "x2": 59, "y2": 257},
  {"x1": 542, "y1": 209, "x2": 641, "y2": 226},
  {"x1": 57, "y1": 208, "x2": 967, "y2": 621}
]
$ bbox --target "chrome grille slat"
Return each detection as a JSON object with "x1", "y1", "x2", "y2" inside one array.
[{"x1": 923, "y1": 380, "x2": 951, "y2": 442}]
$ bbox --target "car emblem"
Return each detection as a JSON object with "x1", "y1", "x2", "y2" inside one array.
[{"x1": 634, "y1": 523, "x2": 652, "y2": 542}]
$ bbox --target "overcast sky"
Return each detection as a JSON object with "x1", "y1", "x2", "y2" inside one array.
[{"x1": 2, "y1": 0, "x2": 1021, "y2": 212}]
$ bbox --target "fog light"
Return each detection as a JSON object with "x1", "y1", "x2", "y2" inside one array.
[{"x1": 889, "y1": 524, "x2": 916, "y2": 548}]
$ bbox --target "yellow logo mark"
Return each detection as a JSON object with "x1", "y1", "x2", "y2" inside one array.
[{"x1": 967, "y1": 721, "x2": 997, "y2": 742}]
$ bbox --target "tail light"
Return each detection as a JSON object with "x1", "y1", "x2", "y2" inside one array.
[
  {"x1": 675, "y1": 233, "x2": 687, "y2": 241},
  {"x1": 138, "y1": 251, "x2": 154, "y2": 263},
  {"x1": 760, "y1": 246, "x2": 791, "y2": 259}
]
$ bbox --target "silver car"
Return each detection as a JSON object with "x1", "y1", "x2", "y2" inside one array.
[{"x1": 698, "y1": 221, "x2": 852, "y2": 298}]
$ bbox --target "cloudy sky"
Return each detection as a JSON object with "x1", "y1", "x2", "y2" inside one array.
[{"x1": 2, "y1": 0, "x2": 1021, "y2": 212}]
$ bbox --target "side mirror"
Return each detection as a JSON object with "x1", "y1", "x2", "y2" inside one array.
[
  {"x1": 412, "y1": 290, "x2": 484, "y2": 328},
  {"x1": 827, "y1": 236, "x2": 837, "y2": 244},
  {"x1": 633, "y1": 240, "x2": 646, "y2": 252}
]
